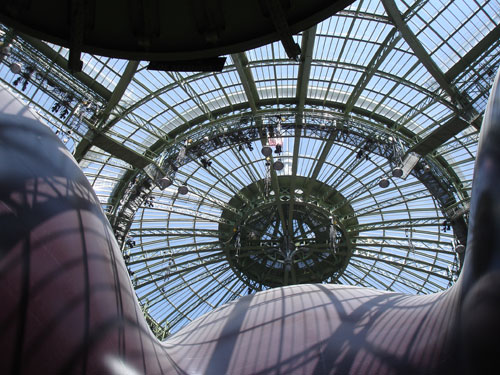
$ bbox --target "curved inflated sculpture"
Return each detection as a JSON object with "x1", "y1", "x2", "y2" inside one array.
[{"x1": 1, "y1": 70, "x2": 499, "y2": 374}]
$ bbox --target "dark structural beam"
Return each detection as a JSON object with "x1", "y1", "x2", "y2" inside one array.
[
  {"x1": 291, "y1": 25, "x2": 316, "y2": 231},
  {"x1": 90, "y1": 132, "x2": 153, "y2": 169},
  {"x1": 259, "y1": 0, "x2": 301, "y2": 60},
  {"x1": 231, "y1": 52, "x2": 260, "y2": 112},
  {"x1": 296, "y1": 25, "x2": 317, "y2": 113},
  {"x1": 410, "y1": 116, "x2": 470, "y2": 156},
  {"x1": 232, "y1": 53, "x2": 283, "y2": 223},
  {"x1": 445, "y1": 23, "x2": 500, "y2": 82},
  {"x1": 381, "y1": 0, "x2": 470, "y2": 112},
  {"x1": 68, "y1": 0, "x2": 85, "y2": 73},
  {"x1": 98, "y1": 61, "x2": 141, "y2": 130},
  {"x1": 343, "y1": 28, "x2": 401, "y2": 115},
  {"x1": 232, "y1": 53, "x2": 285, "y2": 228},
  {"x1": 382, "y1": 0, "x2": 485, "y2": 155},
  {"x1": 74, "y1": 60, "x2": 140, "y2": 162},
  {"x1": 13, "y1": 30, "x2": 146, "y2": 170}
]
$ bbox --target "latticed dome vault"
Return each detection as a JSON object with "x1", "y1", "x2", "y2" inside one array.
[
  {"x1": 219, "y1": 176, "x2": 357, "y2": 288},
  {"x1": 1, "y1": 0, "x2": 499, "y2": 339}
]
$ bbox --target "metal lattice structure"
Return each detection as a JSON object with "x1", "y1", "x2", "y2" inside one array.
[{"x1": 1, "y1": 0, "x2": 499, "y2": 337}]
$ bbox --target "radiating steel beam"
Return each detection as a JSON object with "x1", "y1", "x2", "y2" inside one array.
[
  {"x1": 231, "y1": 52, "x2": 260, "y2": 112},
  {"x1": 344, "y1": 29, "x2": 401, "y2": 115},
  {"x1": 90, "y1": 132, "x2": 153, "y2": 169},
  {"x1": 289, "y1": 25, "x2": 316, "y2": 232},
  {"x1": 287, "y1": 124, "x2": 302, "y2": 232},
  {"x1": 445, "y1": 23, "x2": 500, "y2": 82},
  {"x1": 99, "y1": 61, "x2": 140, "y2": 129},
  {"x1": 302, "y1": 135, "x2": 336, "y2": 197},
  {"x1": 382, "y1": 0, "x2": 485, "y2": 156},
  {"x1": 409, "y1": 116, "x2": 470, "y2": 156},
  {"x1": 74, "y1": 60, "x2": 140, "y2": 161},
  {"x1": 260, "y1": 0, "x2": 301, "y2": 60},
  {"x1": 296, "y1": 25, "x2": 317, "y2": 113},
  {"x1": 381, "y1": 0, "x2": 471, "y2": 113}
]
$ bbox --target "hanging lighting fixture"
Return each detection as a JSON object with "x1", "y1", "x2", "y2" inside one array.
[
  {"x1": 392, "y1": 167, "x2": 403, "y2": 178},
  {"x1": 10, "y1": 62, "x2": 22, "y2": 74},
  {"x1": 273, "y1": 159, "x2": 284, "y2": 171},
  {"x1": 378, "y1": 177, "x2": 390, "y2": 188},
  {"x1": 0, "y1": 44, "x2": 11, "y2": 61},
  {"x1": 178, "y1": 185, "x2": 189, "y2": 195},
  {"x1": 261, "y1": 146, "x2": 272, "y2": 157},
  {"x1": 158, "y1": 177, "x2": 173, "y2": 190}
]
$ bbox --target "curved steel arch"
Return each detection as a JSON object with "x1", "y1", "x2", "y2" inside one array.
[
  {"x1": 104, "y1": 93, "x2": 467, "y2": 222},
  {"x1": 110, "y1": 111, "x2": 467, "y2": 268}
]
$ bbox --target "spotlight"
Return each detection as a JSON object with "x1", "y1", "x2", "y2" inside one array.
[
  {"x1": 261, "y1": 146, "x2": 272, "y2": 157},
  {"x1": 273, "y1": 160, "x2": 284, "y2": 171},
  {"x1": 378, "y1": 177, "x2": 389, "y2": 188},
  {"x1": 178, "y1": 185, "x2": 189, "y2": 195},
  {"x1": 1, "y1": 45, "x2": 11, "y2": 54},
  {"x1": 10, "y1": 62, "x2": 22, "y2": 74},
  {"x1": 158, "y1": 177, "x2": 173, "y2": 190},
  {"x1": 392, "y1": 167, "x2": 403, "y2": 178},
  {"x1": 1, "y1": 45, "x2": 11, "y2": 59},
  {"x1": 455, "y1": 244, "x2": 465, "y2": 254},
  {"x1": 424, "y1": 164, "x2": 431, "y2": 173},
  {"x1": 203, "y1": 136, "x2": 210, "y2": 143}
]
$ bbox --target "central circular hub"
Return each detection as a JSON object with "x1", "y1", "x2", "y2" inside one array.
[{"x1": 219, "y1": 177, "x2": 357, "y2": 288}]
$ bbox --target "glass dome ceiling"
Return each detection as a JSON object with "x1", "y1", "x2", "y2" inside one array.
[{"x1": 1, "y1": 0, "x2": 499, "y2": 337}]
